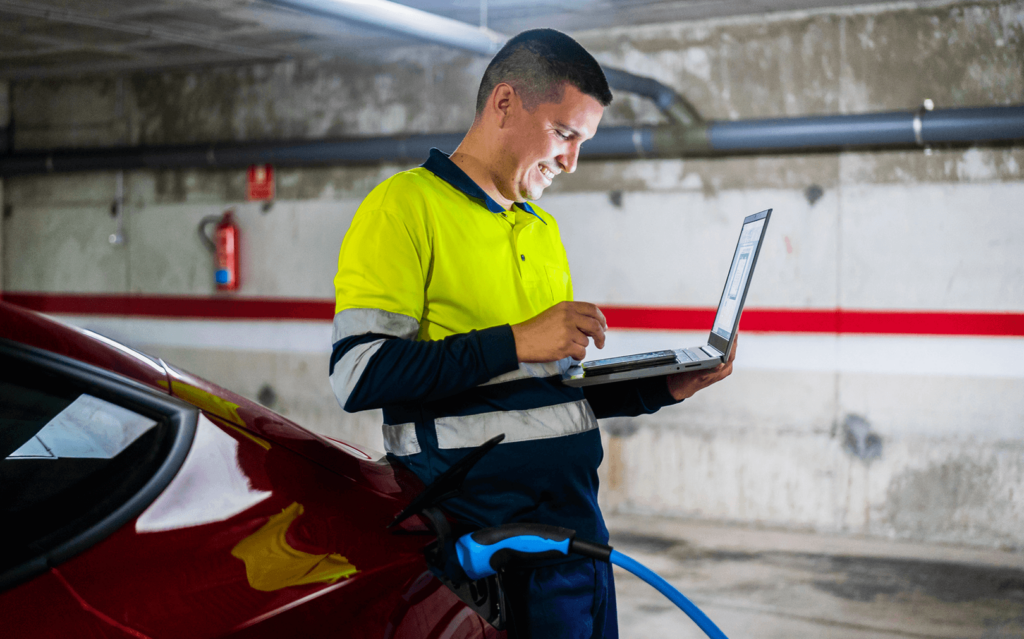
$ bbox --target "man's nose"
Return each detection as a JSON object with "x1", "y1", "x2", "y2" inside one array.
[{"x1": 557, "y1": 142, "x2": 581, "y2": 174}]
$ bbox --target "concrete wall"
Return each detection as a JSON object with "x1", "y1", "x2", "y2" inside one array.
[{"x1": 3, "y1": 1, "x2": 1023, "y2": 549}]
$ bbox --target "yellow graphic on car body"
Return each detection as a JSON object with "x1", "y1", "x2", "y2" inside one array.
[
  {"x1": 231, "y1": 502, "x2": 358, "y2": 591},
  {"x1": 159, "y1": 379, "x2": 245, "y2": 425},
  {"x1": 158, "y1": 380, "x2": 271, "y2": 449}
]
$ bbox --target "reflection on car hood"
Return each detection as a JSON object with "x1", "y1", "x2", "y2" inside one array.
[{"x1": 136, "y1": 415, "x2": 272, "y2": 533}]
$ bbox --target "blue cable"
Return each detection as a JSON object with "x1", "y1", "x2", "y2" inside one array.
[
  {"x1": 451, "y1": 524, "x2": 729, "y2": 638},
  {"x1": 609, "y1": 549, "x2": 729, "y2": 639}
]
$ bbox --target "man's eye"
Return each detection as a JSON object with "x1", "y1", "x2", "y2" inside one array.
[{"x1": 555, "y1": 131, "x2": 570, "y2": 140}]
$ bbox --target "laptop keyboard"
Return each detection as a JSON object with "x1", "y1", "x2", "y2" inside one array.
[{"x1": 676, "y1": 348, "x2": 697, "y2": 362}]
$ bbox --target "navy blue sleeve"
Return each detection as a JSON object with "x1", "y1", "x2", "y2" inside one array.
[
  {"x1": 583, "y1": 375, "x2": 682, "y2": 419},
  {"x1": 331, "y1": 324, "x2": 520, "y2": 413}
]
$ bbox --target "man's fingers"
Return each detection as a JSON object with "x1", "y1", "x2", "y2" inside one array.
[
  {"x1": 668, "y1": 345, "x2": 736, "y2": 400},
  {"x1": 575, "y1": 315, "x2": 604, "y2": 336},
  {"x1": 574, "y1": 315, "x2": 606, "y2": 349},
  {"x1": 699, "y1": 361, "x2": 732, "y2": 386},
  {"x1": 569, "y1": 342, "x2": 588, "y2": 360},
  {"x1": 571, "y1": 331, "x2": 589, "y2": 348},
  {"x1": 571, "y1": 301, "x2": 606, "y2": 327},
  {"x1": 700, "y1": 369, "x2": 720, "y2": 385}
]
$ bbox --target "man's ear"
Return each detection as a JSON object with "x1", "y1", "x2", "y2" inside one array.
[{"x1": 491, "y1": 83, "x2": 517, "y2": 128}]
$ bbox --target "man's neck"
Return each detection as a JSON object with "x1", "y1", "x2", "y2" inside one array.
[{"x1": 450, "y1": 133, "x2": 515, "y2": 211}]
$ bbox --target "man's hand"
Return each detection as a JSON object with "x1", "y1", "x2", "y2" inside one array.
[
  {"x1": 511, "y1": 301, "x2": 607, "y2": 362},
  {"x1": 666, "y1": 336, "x2": 738, "y2": 401}
]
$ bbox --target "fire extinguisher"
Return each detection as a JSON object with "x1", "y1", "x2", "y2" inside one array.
[{"x1": 199, "y1": 210, "x2": 240, "y2": 291}]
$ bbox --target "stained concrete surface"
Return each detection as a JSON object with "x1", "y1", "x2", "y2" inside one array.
[{"x1": 608, "y1": 514, "x2": 1024, "y2": 638}]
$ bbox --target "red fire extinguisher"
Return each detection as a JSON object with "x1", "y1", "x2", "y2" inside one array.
[{"x1": 199, "y1": 210, "x2": 240, "y2": 291}]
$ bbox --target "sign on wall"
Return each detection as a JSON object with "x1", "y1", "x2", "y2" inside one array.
[{"x1": 247, "y1": 164, "x2": 275, "y2": 201}]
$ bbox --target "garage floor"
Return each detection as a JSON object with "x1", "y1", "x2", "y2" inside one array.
[{"x1": 607, "y1": 515, "x2": 1024, "y2": 638}]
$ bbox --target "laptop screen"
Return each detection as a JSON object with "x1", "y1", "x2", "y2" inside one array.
[{"x1": 712, "y1": 216, "x2": 767, "y2": 341}]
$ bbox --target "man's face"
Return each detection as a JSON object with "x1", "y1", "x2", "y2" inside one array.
[{"x1": 497, "y1": 83, "x2": 604, "y2": 203}]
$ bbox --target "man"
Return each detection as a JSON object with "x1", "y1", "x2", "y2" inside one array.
[{"x1": 330, "y1": 29, "x2": 735, "y2": 638}]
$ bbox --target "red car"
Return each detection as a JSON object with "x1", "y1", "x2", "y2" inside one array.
[{"x1": 0, "y1": 301, "x2": 502, "y2": 638}]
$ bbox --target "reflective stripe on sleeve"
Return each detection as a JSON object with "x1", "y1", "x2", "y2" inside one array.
[
  {"x1": 480, "y1": 357, "x2": 576, "y2": 386},
  {"x1": 332, "y1": 308, "x2": 420, "y2": 342},
  {"x1": 329, "y1": 338, "x2": 387, "y2": 409}
]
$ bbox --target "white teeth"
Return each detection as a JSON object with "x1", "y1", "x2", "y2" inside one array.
[{"x1": 539, "y1": 166, "x2": 555, "y2": 180}]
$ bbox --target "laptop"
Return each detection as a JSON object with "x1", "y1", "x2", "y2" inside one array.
[{"x1": 562, "y1": 208, "x2": 771, "y2": 388}]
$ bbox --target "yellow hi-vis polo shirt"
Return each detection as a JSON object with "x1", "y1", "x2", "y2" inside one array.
[
  {"x1": 328, "y1": 148, "x2": 677, "y2": 544},
  {"x1": 334, "y1": 153, "x2": 573, "y2": 340}
]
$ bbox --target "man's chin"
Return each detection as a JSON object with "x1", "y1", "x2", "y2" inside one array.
[{"x1": 520, "y1": 186, "x2": 546, "y2": 202}]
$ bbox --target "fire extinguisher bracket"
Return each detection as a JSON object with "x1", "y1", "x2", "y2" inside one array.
[{"x1": 198, "y1": 215, "x2": 221, "y2": 254}]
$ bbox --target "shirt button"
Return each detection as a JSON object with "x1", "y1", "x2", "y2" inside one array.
[{"x1": 521, "y1": 254, "x2": 525, "y2": 261}]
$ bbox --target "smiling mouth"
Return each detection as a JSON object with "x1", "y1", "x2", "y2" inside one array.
[{"x1": 539, "y1": 165, "x2": 557, "y2": 181}]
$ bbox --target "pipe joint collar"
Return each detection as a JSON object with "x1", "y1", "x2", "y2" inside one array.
[{"x1": 913, "y1": 99, "x2": 935, "y2": 147}]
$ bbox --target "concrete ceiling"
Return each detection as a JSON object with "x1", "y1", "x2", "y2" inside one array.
[{"x1": 0, "y1": 0, "x2": 898, "y2": 80}]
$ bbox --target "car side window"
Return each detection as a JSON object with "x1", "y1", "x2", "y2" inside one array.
[{"x1": 0, "y1": 344, "x2": 197, "y2": 591}]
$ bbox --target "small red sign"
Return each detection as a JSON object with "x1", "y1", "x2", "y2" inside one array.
[{"x1": 247, "y1": 164, "x2": 275, "y2": 201}]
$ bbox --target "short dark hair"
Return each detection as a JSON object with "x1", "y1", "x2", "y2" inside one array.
[{"x1": 475, "y1": 29, "x2": 613, "y2": 115}]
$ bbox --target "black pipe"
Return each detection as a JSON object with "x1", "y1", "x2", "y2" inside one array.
[
  {"x1": 601, "y1": 67, "x2": 702, "y2": 127},
  {"x1": 578, "y1": 126, "x2": 655, "y2": 158},
  {"x1": 2, "y1": 106, "x2": 1022, "y2": 176},
  {"x1": 0, "y1": 132, "x2": 465, "y2": 176},
  {"x1": 707, "y1": 106, "x2": 1024, "y2": 151}
]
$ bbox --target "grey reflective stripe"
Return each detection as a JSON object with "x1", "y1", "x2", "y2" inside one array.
[
  {"x1": 329, "y1": 338, "x2": 386, "y2": 408},
  {"x1": 435, "y1": 399, "x2": 597, "y2": 450},
  {"x1": 480, "y1": 356, "x2": 576, "y2": 386},
  {"x1": 382, "y1": 422, "x2": 421, "y2": 456},
  {"x1": 332, "y1": 308, "x2": 419, "y2": 342}
]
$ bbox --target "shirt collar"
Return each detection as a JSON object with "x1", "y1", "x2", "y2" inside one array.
[{"x1": 421, "y1": 148, "x2": 543, "y2": 222}]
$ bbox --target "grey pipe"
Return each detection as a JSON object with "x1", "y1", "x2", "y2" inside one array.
[
  {"x1": 612, "y1": 105, "x2": 1024, "y2": 157},
  {"x1": 268, "y1": 0, "x2": 506, "y2": 55},
  {"x1": 705, "y1": 106, "x2": 1024, "y2": 151},
  {"x1": 265, "y1": 0, "x2": 696, "y2": 125},
  {"x1": 0, "y1": 132, "x2": 465, "y2": 175},
  {"x1": 2, "y1": 106, "x2": 1023, "y2": 176}
]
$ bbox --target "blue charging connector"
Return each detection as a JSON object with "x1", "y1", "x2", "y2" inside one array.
[
  {"x1": 456, "y1": 524, "x2": 573, "y2": 580},
  {"x1": 454, "y1": 524, "x2": 729, "y2": 639}
]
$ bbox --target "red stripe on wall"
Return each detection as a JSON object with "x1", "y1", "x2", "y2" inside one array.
[
  {"x1": 3, "y1": 293, "x2": 1024, "y2": 337},
  {"x1": 603, "y1": 306, "x2": 1024, "y2": 336},
  {"x1": 2, "y1": 293, "x2": 335, "y2": 321}
]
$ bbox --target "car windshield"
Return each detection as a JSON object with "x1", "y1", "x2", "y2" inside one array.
[{"x1": 0, "y1": 355, "x2": 167, "y2": 575}]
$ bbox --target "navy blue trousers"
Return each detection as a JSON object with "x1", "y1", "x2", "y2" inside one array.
[{"x1": 502, "y1": 557, "x2": 618, "y2": 639}]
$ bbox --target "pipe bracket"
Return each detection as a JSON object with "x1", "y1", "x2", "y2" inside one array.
[
  {"x1": 913, "y1": 99, "x2": 935, "y2": 147},
  {"x1": 631, "y1": 128, "x2": 647, "y2": 159}
]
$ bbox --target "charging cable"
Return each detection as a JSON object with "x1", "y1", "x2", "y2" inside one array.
[{"x1": 455, "y1": 523, "x2": 729, "y2": 639}]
